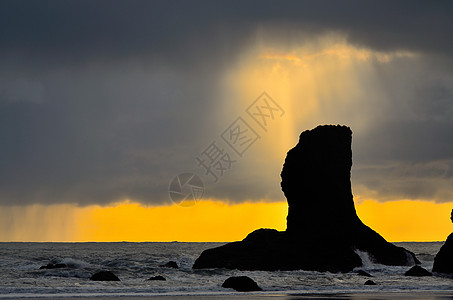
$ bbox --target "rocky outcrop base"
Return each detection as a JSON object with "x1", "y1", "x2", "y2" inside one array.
[{"x1": 433, "y1": 233, "x2": 453, "y2": 274}]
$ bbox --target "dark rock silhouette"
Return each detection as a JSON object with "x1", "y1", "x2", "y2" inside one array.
[
  {"x1": 433, "y1": 210, "x2": 453, "y2": 274},
  {"x1": 433, "y1": 234, "x2": 453, "y2": 274},
  {"x1": 160, "y1": 261, "x2": 178, "y2": 269},
  {"x1": 221, "y1": 276, "x2": 262, "y2": 292},
  {"x1": 39, "y1": 263, "x2": 67, "y2": 269},
  {"x1": 90, "y1": 271, "x2": 120, "y2": 281},
  {"x1": 404, "y1": 265, "x2": 432, "y2": 276},
  {"x1": 364, "y1": 280, "x2": 376, "y2": 285},
  {"x1": 193, "y1": 125, "x2": 418, "y2": 272},
  {"x1": 147, "y1": 275, "x2": 166, "y2": 281},
  {"x1": 357, "y1": 270, "x2": 373, "y2": 277}
]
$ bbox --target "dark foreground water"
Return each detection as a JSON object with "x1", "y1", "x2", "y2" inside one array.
[{"x1": 0, "y1": 242, "x2": 451, "y2": 298}]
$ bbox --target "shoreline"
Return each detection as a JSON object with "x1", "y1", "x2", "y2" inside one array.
[
  {"x1": 0, "y1": 242, "x2": 447, "y2": 299},
  {"x1": 3, "y1": 291, "x2": 453, "y2": 300}
]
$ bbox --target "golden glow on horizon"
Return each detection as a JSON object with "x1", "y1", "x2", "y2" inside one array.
[
  {"x1": 0, "y1": 199, "x2": 451, "y2": 242},
  {"x1": 75, "y1": 200, "x2": 287, "y2": 242},
  {"x1": 0, "y1": 37, "x2": 431, "y2": 243},
  {"x1": 356, "y1": 199, "x2": 453, "y2": 242}
]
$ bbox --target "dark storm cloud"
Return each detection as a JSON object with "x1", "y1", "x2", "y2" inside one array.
[
  {"x1": 0, "y1": 64, "x2": 221, "y2": 205},
  {"x1": 0, "y1": 0, "x2": 452, "y2": 206},
  {"x1": 348, "y1": 56, "x2": 453, "y2": 202},
  {"x1": 352, "y1": 120, "x2": 453, "y2": 202},
  {"x1": 1, "y1": 0, "x2": 452, "y2": 64}
]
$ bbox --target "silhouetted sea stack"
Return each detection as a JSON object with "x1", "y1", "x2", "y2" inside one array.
[{"x1": 193, "y1": 125, "x2": 418, "y2": 272}]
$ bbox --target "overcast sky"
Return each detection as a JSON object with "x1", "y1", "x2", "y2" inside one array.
[{"x1": 1, "y1": 0, "x2": 452, "y2": 207}]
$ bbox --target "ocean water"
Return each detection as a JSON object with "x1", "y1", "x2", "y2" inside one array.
[{"x1": 0, "y1": 241, "x2": 451, "y2": 298}]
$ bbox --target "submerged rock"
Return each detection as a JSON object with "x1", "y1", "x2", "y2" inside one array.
[
  {"x1": 147, "y1": 275, "x2": 166, "y2": 281},
  {"x1": 357, "y1": 270, "x2": 373, "y2": 277},
  {"x1": 39, "y1": 263, "x2": 67, "y2": 269},
  {"x1": 404, "y1": 265, "x2": 432, "y2": 276},
  {"x1": 222, "y1": 276, "x2": 262, "y2": 292},
  {"x1": 364, "y1": 280, "x2": 376, "y2": 285},
  {"x1": 90, "y1": 271, "x2": 120, "y2": 281},
  {"x1": 159, "y1": 261, "x2": 178, "y2": 269},
  {"x1": 193, "y1": 125, "x2": 418, "y2": 272}
]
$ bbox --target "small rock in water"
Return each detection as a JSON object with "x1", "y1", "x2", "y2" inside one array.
[
  {"x1": 39, "y1": 263, "x2": 67, "y2": 269},
  {"x1": 364, "y1": 280, "x2": 377, "y2": 285},
  {"x1": 404, "y1": 265, "x2": 432, "y2": 277},
  {"x1": 357, "y1": 270, "x2": 373, "y2": 277},
  {"x1": 147, "y1": 275, "x2": 166, "y2": 281},
  {"x1": 222, "y1": 276, "x2": 262, "y2": 292},
  {"x1": 90, "y1": 271, "x2": 120, "y2": 281},
  {"x1": 159, "y1": 261, "x2": 178, "y2": 269}
]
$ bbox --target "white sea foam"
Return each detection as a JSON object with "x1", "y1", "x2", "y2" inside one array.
[
  {"x1": 354, "y1": 249, "x2": 376, "y2": 269},
  {"x1": 60, "y1": 257, "x2": 92, "y2": 269}
]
